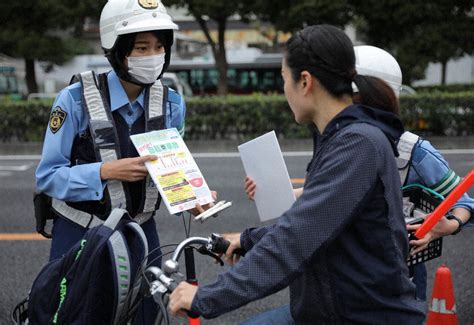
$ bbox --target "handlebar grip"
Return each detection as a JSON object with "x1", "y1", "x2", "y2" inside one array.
[{"x1": 212, "y1": 235, "x2": 246, "y2": 256}]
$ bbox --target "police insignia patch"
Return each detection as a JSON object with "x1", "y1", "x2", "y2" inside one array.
[
  {"x1": 49, "y1": 107, "x2": 67, "y2": 134},
  {"x1": 138, "y1": 0, "x2": 158, "y2": 9}
]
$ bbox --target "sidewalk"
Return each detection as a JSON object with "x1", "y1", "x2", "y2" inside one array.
[{"x1": 0, "y1": 136, "x2": 473, "y2": 155}]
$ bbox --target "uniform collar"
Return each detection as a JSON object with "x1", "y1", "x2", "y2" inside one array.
[{"x1": 107, "y1": 70, "x2": 145, "y2": 111}]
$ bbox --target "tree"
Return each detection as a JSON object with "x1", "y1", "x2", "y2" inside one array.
[
  {"x1": 252, "y1": 0, "x2": 352, "y2": 33},
  {"x1": 166, "y1": 0, "x2": 254, "y2": 95},
  {"x1": 0, "y1": 0, "x2": 106, "y2": 94},
  {"x1": 353, "y1": 0, "x2": 474, "y2": 84}
]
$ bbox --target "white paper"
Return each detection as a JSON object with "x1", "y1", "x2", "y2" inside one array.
[
  {"x1": 130, "y1": 128, "x2": 214, "y2": 215},
  {"x1": 238, "y1": 131, "x2": 296, "y2": 221}
]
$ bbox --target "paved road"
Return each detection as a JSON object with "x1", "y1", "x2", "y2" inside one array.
[{"x1": 0, "y1": 143, "x2": 472, "y2": 324}]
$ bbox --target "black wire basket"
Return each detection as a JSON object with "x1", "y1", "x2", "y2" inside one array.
[
  {"x1": 11, "y1": 297, "x2": 28, "y2": 325},
  {"x1": 403, "y1": 185, "x2": 443, "y2": 267}
]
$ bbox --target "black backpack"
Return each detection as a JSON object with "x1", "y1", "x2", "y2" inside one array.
[{"x1": 27, "y1": 208, "x2": 148, "y2": 324}]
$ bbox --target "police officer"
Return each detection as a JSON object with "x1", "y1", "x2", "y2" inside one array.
[
  {"x1": 35, "y1": 0, "x2": 188, "y2": 323},
  {"x1": 353, "y1": 45, "x2": 473, "y2": 301}
]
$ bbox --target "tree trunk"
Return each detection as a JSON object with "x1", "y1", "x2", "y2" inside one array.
[
  {"x1": 189, "y1": 10, "x2": 229, "y2": 95},
  {"x1": 25, "y1": 58, "x2": 38, "y2": 94},
  {"x1": 441, "y1": 60, "x2": 447, "y2": 85},
  {"x1": 216, "y1": 18, "x2": 228, "y2": 95}
]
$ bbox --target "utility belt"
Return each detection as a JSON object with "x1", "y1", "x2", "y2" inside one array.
[{"x1": 33, "y1": 192, "x2": 153, "y2": 238}]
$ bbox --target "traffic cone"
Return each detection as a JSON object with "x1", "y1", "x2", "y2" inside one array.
[{"x1": 427, "y1": 264, "x2": 458, "y2": 325}]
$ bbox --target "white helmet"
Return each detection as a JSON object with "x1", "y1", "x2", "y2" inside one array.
[
  {"x1": 100, "y1": 0, "x2": 178, "y2": 50},
  {"x1": 353, "y1": 45, "x2": 402, "y2": 97}
]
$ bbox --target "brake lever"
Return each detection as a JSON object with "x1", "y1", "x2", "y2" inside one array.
[{"x1": 196, "y1": 245, "x2": 224, "y2": 266}]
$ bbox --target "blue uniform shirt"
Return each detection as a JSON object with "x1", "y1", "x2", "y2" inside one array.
[
  {"x1": 36, "y1": 70, "x2": 186, "y2": 202},
  {"x1": 406, "y1": 139, "x2": 473, "y2": 226}
]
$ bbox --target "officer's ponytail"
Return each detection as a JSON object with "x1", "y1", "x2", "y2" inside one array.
[
  {"x1": 352, "y1": 75, "x2": 400, "y2": 115},
  {"x1": 285, "y1": 25, "x2": 398, "y2": 115}
]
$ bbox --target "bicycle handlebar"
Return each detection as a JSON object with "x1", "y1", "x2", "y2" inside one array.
[
  {"x1": 146, "y1": 233, "x2": 245, "y2": 292},
  {"x1": 170, "y1": 236, "x2": 210, "y2": 262},
  {"x1": 145, "y1": 233, "x2": 243, "y2": 323}
]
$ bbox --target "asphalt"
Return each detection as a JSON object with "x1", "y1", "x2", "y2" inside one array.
[{"x1": 1, "y1": 135, "x2": 474, "y2": 155}]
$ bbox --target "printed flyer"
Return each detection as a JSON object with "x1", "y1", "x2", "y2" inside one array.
[{"x1": 130, "y1": 128, "x2": 214, "y2": 215}]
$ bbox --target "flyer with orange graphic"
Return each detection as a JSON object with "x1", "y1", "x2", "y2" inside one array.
[{"x1": 130, "y1": 128, "x2": 214, "y2": 215}]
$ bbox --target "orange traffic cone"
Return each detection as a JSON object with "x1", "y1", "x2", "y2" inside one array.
[{"x1": 427, "y1": 264, "x2": 458, "y2": 325}]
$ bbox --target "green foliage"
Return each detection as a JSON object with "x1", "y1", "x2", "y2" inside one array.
[
  {"x1": 165, "y1": 0, "x2": 254, "y2": 21},
  {"x1": 251, "y1": 0, "x2": 352, "y2": 32},
  {"x1": 185, "y1": 94, "x2": 310, "y2": 140},
  {"x1": 400, "y1": 91, "x2": 474, "y2": 136},
  {"x1": 352, "y1": 0, "x2": 474, "y2": 84},
  {"x1": 0, "y1": 1, "x2": 105, "y2": 62},
  {"x1": 1, "y1": 93, "x2": 472, "y2": 142},
  {"x1": 0, "y1": 0, "x2": 106, "y2": 93},
  {"x1": 414, "y1": 84, "x2": 474, "y2": 94},
  {"x1": 0, "y1": 100, "x2": 52, "y2": 142}
]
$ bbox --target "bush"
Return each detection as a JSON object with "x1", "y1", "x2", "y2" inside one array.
[
  {"x1": 0, "y1": 92, "x2": 472, "y2": 142},
  {"x1": 185, "y1": 94, "x2": 310, "y2": 140},
  {"x1": 0, "y1": 99, "x2": 52, "y2": 142},
  {"x1": 414, "y1": 84, "x2": 474, "y2": 94},
  {"x1": 400, "y1": 91, "x2": 474, "y2": 136}
]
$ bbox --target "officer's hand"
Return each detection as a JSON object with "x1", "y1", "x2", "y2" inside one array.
[
  {"x1": 407, "y1": 216, "x2": 455, "y2": 255},
  {"x1": 189, "y1": 190, "x2": 217, "y2": 216},
  {"x1": 100, "y1": 155, "x2": 157, "y2": 182}
]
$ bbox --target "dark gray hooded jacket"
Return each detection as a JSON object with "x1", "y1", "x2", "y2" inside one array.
[{"x1": 191, "y1": 104, "x2": 426, "y2": 324}]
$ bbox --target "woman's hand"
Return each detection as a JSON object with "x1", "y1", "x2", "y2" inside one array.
[
  {"x1": 169, "y1": 282, "x2": 198, "y2": 317},
  {"x1": 244, "y1": 176, "x2": 256, "y2": 201},
  {"x1": 222, "y1": 232, "x2": 243, "y2": 265},
  {"x1": 100, "y1": 155, "x2": 157, "y2": 182},
  {"x1": 245, "y1": 176, "x2": 304, "y2": 201}
]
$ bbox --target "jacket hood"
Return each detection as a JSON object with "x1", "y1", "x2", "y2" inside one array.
[{"x1": 323, "y1": 104, "x2": 404, "y2": 156}]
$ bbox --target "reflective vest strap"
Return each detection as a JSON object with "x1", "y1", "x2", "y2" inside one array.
[
  {"x1": 81, "y1": 71, "x2": 108, "y2": 121},
  {"x1": 52, "y1": 199, "x2": 153, "y2": 228},
  {"x1": 52, "y1": 199, "x2": 103, "y2": 229},
  {"x1": 81, "y1": 71, "x2": 127, "y2": 210},
  {"x1": 137, "y1": 79, "x2": 166, "y2": 216},
  {"x1": 142, "y1": 176, "x2": 159, "y2": 213},
  {"x1": 133, "y1": 211, "x2": 154, "y2": 225},
  {"x1": 397, "y1": 131, "x2": 419, "y2": 185},
  {"x1": 148, "y1": 80, "x2": 164, "y2": 119},
  {"x1": 100, "y1": 148, "x2": 127, "y2": 209}
]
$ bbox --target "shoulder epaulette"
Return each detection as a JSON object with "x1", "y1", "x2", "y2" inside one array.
[{"x1": 167, "y1": 88, "x2": 181, "y2": 105}]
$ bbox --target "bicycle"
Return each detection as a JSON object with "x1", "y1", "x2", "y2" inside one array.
[{"x1": 141, "y1": 232, "x2": 244, "y2": 325}]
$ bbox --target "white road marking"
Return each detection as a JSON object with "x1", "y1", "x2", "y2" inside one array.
[
  {"x1": 0, "y1": 148, "x2": 472, "y2": 160},
  {"x1": 0, "y1": 164, "x2": 32, "y2": 171}
]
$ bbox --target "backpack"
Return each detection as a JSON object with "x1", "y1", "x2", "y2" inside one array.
[{"x1": 27, "y1": 208, "x2": 149, "y2": 325}]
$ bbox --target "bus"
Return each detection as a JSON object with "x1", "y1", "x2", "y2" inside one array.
[
  {"x1": 0, "y1": 66, "x2": 22, "y2": 101},
  {"x1": 168, "y1": 53, "x2": 284, "y2": 96}
]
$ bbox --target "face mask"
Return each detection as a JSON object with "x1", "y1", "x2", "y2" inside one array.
[{"x1": 127, "y1": 53, "x2": 165, "y2": 84}]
